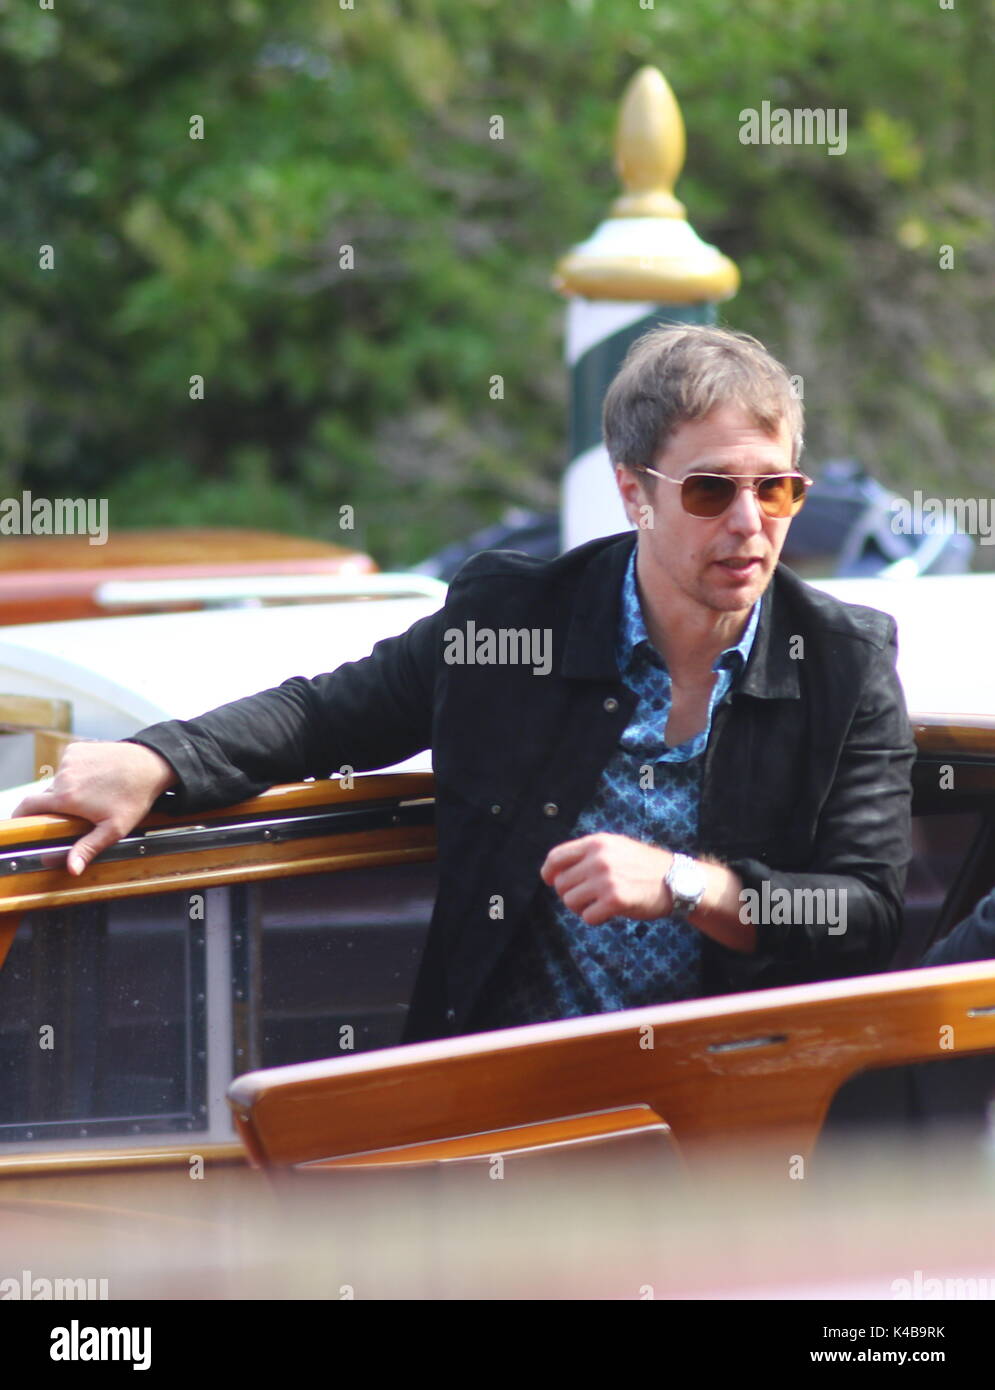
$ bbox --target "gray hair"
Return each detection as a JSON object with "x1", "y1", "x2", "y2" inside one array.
[{"x1": 602, "y1": 324, "x2": 804, "y2": 476}]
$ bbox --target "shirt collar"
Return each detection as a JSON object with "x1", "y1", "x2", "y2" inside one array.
[{"x1": 616, "y1": 546, "x2": 761, "y2": 676}]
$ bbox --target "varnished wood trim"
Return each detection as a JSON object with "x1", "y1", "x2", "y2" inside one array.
[
  {"x1": 913, "y1": 715, "x2": 995, "y2": 758},
  {"x1": 306, "y1": 1105, "x2": 669, "y2": 1169},
  {"x1": 0, "y1": 772, "x2": 436, "y2": 843},
  {"x1": 0, "y1": 694, "x2": 73, "y2": 731},
  {"x1": 229, "y1": 960, "x2": 995, "y2": 1168},
  {"x1": 0, "y1": 528, "x2": 365, "y2": 570},
  {"x1": 0, "y1": 1141, "x2": 246, "y2": 1178},
  {"x1": 0, "y1": 775, "x2": 437, "y2": 914},
  {"x1": 0, "y1": 837, "x2": 436, "y2": 914},
  {"x1": 0, "y1": 530, "x2": 377, "y2": 624}
]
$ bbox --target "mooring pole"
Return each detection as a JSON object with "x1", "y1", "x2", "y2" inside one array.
[{"x1": 554, "y1": 66, "x2": 740, "y2": 550}]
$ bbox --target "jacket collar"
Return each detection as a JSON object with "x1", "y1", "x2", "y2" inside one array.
[
  {"x1": 561, "y1": 533, "x2": 635, "y2": 680},
  {"x1": 561, "y1": 532, "x2": 800, "y2": 700},
  {"x1": 738, "y1": 564, "x2": 801, "y2": 700}
]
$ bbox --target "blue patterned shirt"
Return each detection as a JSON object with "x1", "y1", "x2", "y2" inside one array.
[{"x1": 469, "y1": 549, "x2": 760, "y2": 1030}]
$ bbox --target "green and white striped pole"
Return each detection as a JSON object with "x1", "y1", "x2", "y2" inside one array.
[{"x1": 553, "y1": 67, "x2": 740, "y2": 550}]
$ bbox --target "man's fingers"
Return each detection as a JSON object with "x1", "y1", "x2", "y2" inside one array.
[
  {"x1": 67, "y1": 822, "x2": 122, "y2": 877},
  {"x1": 561, "y1": 885, "x2": 603, "y2": 919},
  {"x1": 579, "y1": 903, "x2": 612, "y2": 927},
  {"x1": 541, "y1": 836, "x2": 598, "y2": 882},
  {"x1": 9, "y1": 742, "x2": 174, "y2": 875},
  {"x1": 548, "y1": 861, "x2": 594, "y2": 898},
  {"x1": 10, "y1": 791, "x2": 56, "y2": 819}
]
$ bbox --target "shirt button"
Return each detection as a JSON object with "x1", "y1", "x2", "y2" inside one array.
[
  {"x1": 603, "y1": 697, "x2": 619, "y2": 712},
  {"x1": 543, "y1": 802, "x2": 559, "y2": 817},
  {"x1": 490, "y1": 804, "x2": 502, "y2": 816}
]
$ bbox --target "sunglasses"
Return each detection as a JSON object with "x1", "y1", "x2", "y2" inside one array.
[{"x1": 636, "y1": 466, "x2": 813, "y2": 519}]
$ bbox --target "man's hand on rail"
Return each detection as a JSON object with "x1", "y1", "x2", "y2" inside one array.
[{"x1": 12, "y1": 741, "x2": 178, "y2": 876}]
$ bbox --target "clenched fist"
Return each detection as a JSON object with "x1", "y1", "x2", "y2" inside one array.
[
  {"x1": 13, "y1": 741, "x2": 178, "y2": 876},
  {"x1": 541, "y1": 833, "x2": 676, "y2": 926}
]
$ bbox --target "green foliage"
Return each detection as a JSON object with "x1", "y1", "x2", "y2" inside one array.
[{"x1": 1, "y1": 0, "x2": 992, "y2": 566}]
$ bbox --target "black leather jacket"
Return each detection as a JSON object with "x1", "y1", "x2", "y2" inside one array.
[{"x1": 131, "y1": 532, "x2": 917, "y2": 1043}]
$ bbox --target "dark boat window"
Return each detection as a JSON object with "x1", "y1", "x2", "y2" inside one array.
[
  {"x1": 231, "y1": 860, "x2": 437, "y2": 1071},
  {"x1": 895, "y1": 810, "x2": 986, "y2": 967},
  {"x1": 832, "y1": 806, "x2": 995, "y2": 1142},
  {"x1": 0, "y1": 892, "x2": 206, "y2": 1142}
]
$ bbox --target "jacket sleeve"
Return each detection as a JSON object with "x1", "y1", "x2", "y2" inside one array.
[
  {"x1": 724, "y1": 621, "x2": 917, "y2": 978},
  {"x1": 127, "y1": 608, "x2": 444, "y2": 814},
  {"x1": 918, "y1": 887, "x2": 995, "y2": 966}
]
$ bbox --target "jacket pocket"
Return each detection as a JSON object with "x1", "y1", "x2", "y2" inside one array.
[{"x1": 433, "y1": 763, "x2": 523, "y2": 829}]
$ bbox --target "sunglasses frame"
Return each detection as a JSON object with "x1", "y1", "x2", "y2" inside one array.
[{"x1": 635, "y1": 466, "x2": 814, "y2": 519}]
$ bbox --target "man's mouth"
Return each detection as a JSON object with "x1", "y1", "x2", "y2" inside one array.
[{"x1": 716, "y1": 556, "x2": 764, "y2": 572}]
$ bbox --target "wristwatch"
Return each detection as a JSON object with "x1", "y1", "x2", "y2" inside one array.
[{"x1": 665, "y1": 853, "x2": 706, "y2": 919}]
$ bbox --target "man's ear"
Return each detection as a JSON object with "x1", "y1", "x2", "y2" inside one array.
[{"x1": 615, "y1": 464, "x2": 648, "y2": 528}]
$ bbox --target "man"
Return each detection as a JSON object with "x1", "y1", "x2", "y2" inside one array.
[
  {"x1": 16, "y1": 326, "x2": 917, "y2": 1043},
  {"x1": 824, "y1": 887, "x2": 995, "y2": 1138},
  {"x1": 919, "y1": 887, "x2": 995, "y2": 969},
  {"x1": 909, "y1": 886, "x2": 995, "y2": 1131}
]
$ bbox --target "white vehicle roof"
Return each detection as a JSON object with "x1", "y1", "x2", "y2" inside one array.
[
  {"x1": 1, "y1": 571, "x2": 990, "y2": 729},
  {"x1": 0, "y1": 567, "x2": 991, "y2": 819},
  {"x1": 0, "y1": 593, "x2": 443, "y2": 814},
  {"x1": 810, "y1": 571, "x2": 995, "y2": 719}
]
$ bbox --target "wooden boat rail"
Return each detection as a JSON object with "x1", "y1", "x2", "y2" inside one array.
[
  {"x1": 228, "y1": 959, "x2": 995, "y2": 1170},
  {"x1": 0, "y1": 717, "x2": 992, "y2": 1176},
  {"x1": 0, "y1": 772, "x2": 437, "y2": 972},
  {"x1": 913, "y1": 713, "x2": 995, "y2": 759}
]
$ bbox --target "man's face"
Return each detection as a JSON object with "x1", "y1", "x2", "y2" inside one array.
[{"x1": 616, "y1": 403, "x2": 796, "y2": 617}]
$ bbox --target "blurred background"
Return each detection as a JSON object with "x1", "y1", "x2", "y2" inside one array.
[{"x1": 1, "y1": 0, "x2": 993, "y2": 568}]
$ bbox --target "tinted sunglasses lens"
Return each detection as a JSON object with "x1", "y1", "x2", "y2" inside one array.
[
  {"x1": 678, "y1": 474, "x2": 808, "y2": 517},
  {"x1": 680, "y1": 475, "x2": 737, "y2": 517},
  {"x1": 756, "y1": 475, "x2": 805, "y2": 517}
]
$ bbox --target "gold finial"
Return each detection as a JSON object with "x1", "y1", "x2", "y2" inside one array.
[
  {"x1": 553, "y1": 65, "x2": 739, "y2": 303},
  {"x1": 611, "y1": 66, "x2": 686, "y2": 219}
]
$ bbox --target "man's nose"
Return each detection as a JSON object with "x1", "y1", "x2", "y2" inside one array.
[{"x1": 725, "y1": 483, "x2": 765, "y2": 534}]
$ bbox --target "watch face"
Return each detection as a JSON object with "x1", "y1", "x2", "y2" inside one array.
[{"x1": 669, "y1": 856, "x2": 705, "y2": 908}]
